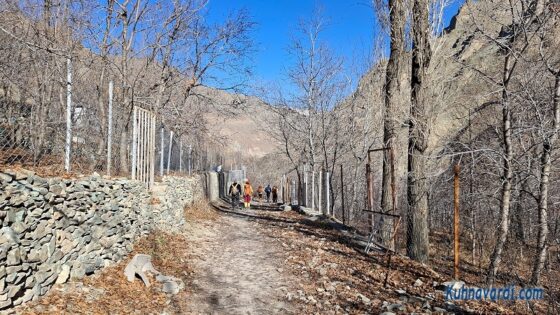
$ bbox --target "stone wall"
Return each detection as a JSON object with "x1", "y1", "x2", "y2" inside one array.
[
  {"x1": 0, "y1": 169, "x2": 202, "y2": 310},
  {"x1": 150, "y1": 175, "x2": 205, "y2": 232}
]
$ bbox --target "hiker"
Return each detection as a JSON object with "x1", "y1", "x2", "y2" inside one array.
[
  {"x1": 243, "y1": 180, "x2": 254, "y2": 208},
  {"x1": 228, "y1": 181, "x2": 242, "y2": 209},
  {"x1": 265, "y1": 184, "x2": 272, "y2": 202},
  {"x1": 271, "y1": 185, "x2": 278, "y2": 203},
  {"x1": 257, "y1": 185, "x2": 264, "y2": 201}
]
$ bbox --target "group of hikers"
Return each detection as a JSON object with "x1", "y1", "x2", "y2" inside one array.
[{"x1": 228, "y1": 180, "x2": 278, "y2": 209}]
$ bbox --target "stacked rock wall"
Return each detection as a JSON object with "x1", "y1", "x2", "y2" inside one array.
[
  {"x1": 149, "y1": 176, "x2": 204, "y2": 232},
  {"x1": 0, "y1": 169, "x2": 202, "y2": 310}
]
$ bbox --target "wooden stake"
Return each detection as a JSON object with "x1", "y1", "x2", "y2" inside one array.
[
  {"x1": 454, "y1": 164, "x2": 461, "y2": 280},
  {"x1": 340, "y1": 164, "x2": 346, "y2": 225},
  {"x1": 390, "y1": 147, "x2": 396, "y2": 214},
  {"x1": 366, "y1": 161, "x2": 373, "y2": 230}
]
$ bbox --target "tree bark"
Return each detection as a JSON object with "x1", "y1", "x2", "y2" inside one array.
[
  {"x1": 381, "y1": 0, "x2": 407, "y2": 249},
  {"x1": 407, "y1": 0, "x2": 432, "y2": 263},
  {"x1": 512, "y1": 176, "x2": 527, "y2": 244},
  {"x1": 487, "y1": 54, "x2": 514, "y2": 285}
]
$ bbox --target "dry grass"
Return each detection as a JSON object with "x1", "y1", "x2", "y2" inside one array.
[
  {"x1": 184, "y1": 199, "x2": 219, "y2": 222},
  {"x1": 244, "y1": 209, "x2": 555, "y2": 314}
]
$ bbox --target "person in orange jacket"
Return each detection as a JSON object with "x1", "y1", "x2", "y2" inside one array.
[{"x1": 243, "y1": 180, "x2": 254, "y2": 208}]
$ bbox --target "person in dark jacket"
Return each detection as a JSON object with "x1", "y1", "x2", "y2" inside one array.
[
  {"x1": 271, "y1": 186, "x2": 278, "y2": 203},
  {"x1": 265, "y1": 184, "x2": 272, "y2": 202},
  {"x1": 228, "y1": 181, "x2": 242, "y2": 209}
]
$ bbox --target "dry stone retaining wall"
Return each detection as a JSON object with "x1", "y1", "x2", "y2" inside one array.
[{"x1": 0, "y1": 169, "x2": 202, "y2": 310}]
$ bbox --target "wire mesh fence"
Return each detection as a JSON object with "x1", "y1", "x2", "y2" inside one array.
[
  {"x1": 0, "y1": 74, "x2": 215, "y2": 187},
  {"x1": 0, "y1": 98, "x2": 66, "y2": 174}
]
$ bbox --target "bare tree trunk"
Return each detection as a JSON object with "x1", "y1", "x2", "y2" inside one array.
[
  {"x1": 487, "y1": 54, "x2": 514, "y2": 285},
  {"x1": 381, "y1": 0, "x2": 407, "y2": 249},
  {"x1": 531, "y1": 74, "x2": 560, "y2": 285},
  {"x1": 407, "y1": 0, "x2": 431, "y2": 263},
  {"x1": 512, "y1": 176, "x2": 527, "y2": 244}
]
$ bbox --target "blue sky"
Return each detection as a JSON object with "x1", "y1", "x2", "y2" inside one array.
[{"x1": 205, "y1": 0, "x2": 465, "y2": 94}]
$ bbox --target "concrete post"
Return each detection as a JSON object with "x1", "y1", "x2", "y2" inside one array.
[{"x1": 207, "y1": 171, "x2": 219, "y2": 202}]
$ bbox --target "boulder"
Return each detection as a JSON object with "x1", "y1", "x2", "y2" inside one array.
[
  {"x1": 7, "y1": 248, "x2": 21, "y2": 266},
  {"x1": 0, "y1": 227, "x2": 20, "y2": 245},
  {"x1": 56, "y1": 265, "x2": 71, "y2": 284},
  {"x1": 124, "y1": 254, "x2": 159, "y2": 287},
  {"x1": 0, "y1": 173, "x2": 13, "y2": 184},
  {"x1": 160, "y1": 277, "x2": 183, "y2": 295}
]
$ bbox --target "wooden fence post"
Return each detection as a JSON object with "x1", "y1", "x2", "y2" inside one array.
[{"x1": 454, "y1": 164, "x2": 461, "y2": 280}]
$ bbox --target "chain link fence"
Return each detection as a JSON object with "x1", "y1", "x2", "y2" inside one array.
[
  {"x1": 0, "y1": 98, "x2": 66, "y2": 174},
  {"x1": 0, "y1": 74, "x2": 216, "y2": 186}
]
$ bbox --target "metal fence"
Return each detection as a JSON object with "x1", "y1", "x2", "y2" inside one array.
[
  {"x1": 0, "y1": 65, "x2": 214, "y2": 187},
  {"x1": 131, "y1": 106, "x2": 156, "y2": 188}
]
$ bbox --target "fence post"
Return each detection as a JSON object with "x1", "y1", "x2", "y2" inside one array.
[
  {"x1": 280, "y1": 175, "x2": 284, "y2": 204},
  {"x1": 340, "y1": 164, "x2": 346, "y2": 225},
  {"x1": 131, "y1": 107, "x2": 138, "y2": 180},
  {"x1": 149, "y1": 114, "x2": 155, "y2": 189},
  {"x1": 144, "y1": 111, "x2": 149, "y2": 182},
  {"x1": 107, "y1": 81, "x2": 113, "y2": 176},
  {"x1": 284, "y1": 176, "x2": 288, "y2": 204},
  {"x1": 291, "y1": 178, "x2": 296, "y2": 205},
  {"x1": 160, "y1": 126, "x2": 164, "y2": 176},
  {"x1": 179, "y1": 141, "x2": 183, "y2": 173},
  {"x1": 454, "y1": 164, "x2": 461, "y2": 280},
  {"x1": 390, "y1": 147, "x2": 397, "y2": 213},
  {"x1": 311, "y1": 170, "x2": 315, "y2": 211},
  {"x1": 188, "y1": 144, "x2": 192, "y2": 176},
  {"x1": 324, "y1": 169, "x2": 330, "y2": 216},
  {"x1": 366, "y1": 156, "x2": 374, "y2": 231},
  {"x1": 64, "y1": 57, "x2": 72, "y2": 172},
  {"x1": 303, "y1": 163, "x2": 308, "y2": 207},
  {"x1": 318, "y1": 170, "x2": 322, "y2": 214},
  {"x1": 138, "y1": 110, "x2": 144, "y2": 182},
  {"x1": 167, "y1": 131, "x2": 173, "y2": 174}
]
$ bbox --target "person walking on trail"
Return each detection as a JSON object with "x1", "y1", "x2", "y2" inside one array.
[
  {"x1": 228, "y1": 181, "x2": 242, "y2": 209},
  {"x1": 265, "y1": 184, "x2": 272, "y2": 202},
  {"x1": 243, "y1": 180, "x2": 253, "y2": 208},
  {"x1": 257, "y1": 185, "x2": 264, "y2": 201},
  {"x1": 271, "y1": 185, "x2": 278, "y2": 203}
]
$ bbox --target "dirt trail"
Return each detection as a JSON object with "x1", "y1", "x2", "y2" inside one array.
[{"x1": 184, "y1": 201, "x2": 295, "y2": 314}]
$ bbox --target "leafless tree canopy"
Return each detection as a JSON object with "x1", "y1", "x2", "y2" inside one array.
[
  {"x1": 259, "y1": 1, "x2": 560, "y2": 306},
  {"x1": 2, "y1": 0, "x2": 560, "y2": 311},
  {"x1": 0, "y1": 0, "x2": 254, "y2": 174}
]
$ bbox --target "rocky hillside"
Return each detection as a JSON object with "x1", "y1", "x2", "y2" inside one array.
[{"x1": 199, "y1": 87, "x2": 280, "y2": 160}]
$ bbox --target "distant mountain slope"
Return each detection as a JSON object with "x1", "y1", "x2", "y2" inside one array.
[{"x1": 199, "y1": 87, "x2": 280, "y2": 159}]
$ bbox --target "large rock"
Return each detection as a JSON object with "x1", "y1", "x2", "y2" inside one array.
[
  {"x1": 0, "y1": 227, "x2": 19, "y2": 245},
  {"x1": 0, "y1": 172, "x2": 13, "y2": 183},
  {"x1": 124, "y1": 254, "x2": 159, "y2": 287},
  {"x1": 55, "y1": 265, "x2": 71, "y2": 284},
  {"x1": 6, "y1": 248, "x2": 21, "y2": 266}
]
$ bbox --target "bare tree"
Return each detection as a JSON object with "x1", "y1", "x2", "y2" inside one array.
[
  {"x1": 486, "y1": 0, "x2": 542, "y2": 285},
  {"x1": 266, "y1": 9, "x2": 346, "y2": 203},
  {"x1": 379, "y1": 0, "x2": 408, "y2": 248},
  {"x1": 407, "y1": 0, "x2": 432, "y2": 263},
  {"x1": 531, "y1": 10, "x2": 560, "y2": 284}
]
